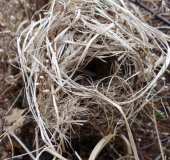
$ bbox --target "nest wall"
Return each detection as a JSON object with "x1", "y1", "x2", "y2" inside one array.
[{"x1": 17, "y1": 0, "x2": 170, "y2": 158}]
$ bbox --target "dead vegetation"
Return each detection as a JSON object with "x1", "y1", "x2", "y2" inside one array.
[{"x1": 1, "y1": 0, "x2": 170, "y2": 160}]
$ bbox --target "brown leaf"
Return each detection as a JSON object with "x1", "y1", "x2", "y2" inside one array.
[{"x1": 3, "y1": 108, "x2": 26, "y2": 134}]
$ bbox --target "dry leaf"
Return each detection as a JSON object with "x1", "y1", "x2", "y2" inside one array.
[{"x1": 3, "y1": 108, "x2": 26, "y2": 134}]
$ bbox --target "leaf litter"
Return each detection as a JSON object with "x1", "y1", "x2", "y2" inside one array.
[{"x1": 1, "y1": 0, "x2": 170, "y2": 159}]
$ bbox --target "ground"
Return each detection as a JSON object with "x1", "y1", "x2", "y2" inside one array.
[{"x1": 0, "y1": 0, "x2": 170, "y2": 160}]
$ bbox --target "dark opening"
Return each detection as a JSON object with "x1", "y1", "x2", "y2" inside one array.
[{"x1": 79, "y1": 57, "x2": 114, "y2": 81}]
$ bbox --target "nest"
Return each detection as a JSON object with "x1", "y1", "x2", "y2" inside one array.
[{"x1": 17, "y1": 0, "x2": 170, "y2": 159}]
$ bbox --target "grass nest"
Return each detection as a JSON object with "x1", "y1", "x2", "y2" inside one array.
[{"x1": 17, "y1": 0, "x2": 170, "y2": 159}]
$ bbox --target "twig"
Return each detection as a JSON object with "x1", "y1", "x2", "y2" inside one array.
[
  {"x1": 139, "y1": 136, "x2": 170, "y2": 151},
  {"x1": 130, "y1": 0, "x2": 170, "y2": 26},
  {"x1": 147, "y1": 1, "x2": 170, "y2": 21}
]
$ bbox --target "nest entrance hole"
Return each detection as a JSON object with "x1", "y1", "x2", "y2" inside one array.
[{"x1": 80, "y1": 57, "x2": 114, "y2": 81}]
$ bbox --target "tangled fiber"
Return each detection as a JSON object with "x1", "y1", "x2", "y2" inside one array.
[{"x1": 17, "y1": 0, "x2": 170, "y2": 159}]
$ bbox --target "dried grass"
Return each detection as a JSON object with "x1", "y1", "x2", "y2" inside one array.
[{"x1": 17, "y1": 0, "x2": 170, "y2": 159}]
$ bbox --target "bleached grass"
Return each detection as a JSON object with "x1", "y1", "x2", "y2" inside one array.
[
  {"x1": 10, "y1": 132, "x2": 36, "y2": 160},
  {"x1": 17, "y1": 0, "x2": 170, "y2": 159},
  {"x1": 89, "y1": 133, "x2": 132, "y2": 160}
]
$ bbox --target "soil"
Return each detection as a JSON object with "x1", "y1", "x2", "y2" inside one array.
[{"x1": 0, "y1": 0, "x2": 170, "y2": 160}]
